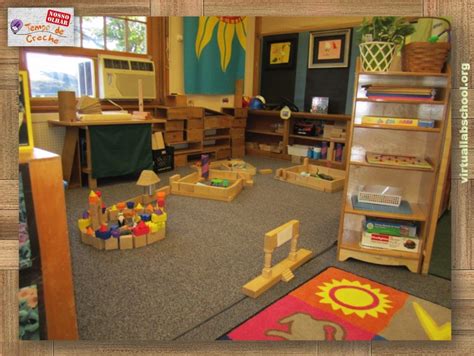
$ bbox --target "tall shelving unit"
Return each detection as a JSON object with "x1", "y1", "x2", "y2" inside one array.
[{"x1": 337, "y1": 59, "x2": 451, "y2": 273}]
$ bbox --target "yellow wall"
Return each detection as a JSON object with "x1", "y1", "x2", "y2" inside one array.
[
  {"x1": 168, "y1": 17, "x2": 255, "y2": 111},
  {"x1": 261, "y1": 17, "x2": 364, "y2": 35}
]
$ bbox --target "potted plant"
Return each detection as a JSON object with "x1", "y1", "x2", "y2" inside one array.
[{"x1": 358, "y1": 17, "x2": 415, "y2": 72}]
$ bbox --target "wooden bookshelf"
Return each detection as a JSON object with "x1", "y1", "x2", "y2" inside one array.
[
  {"x1": 247, "y1": 110, "x2": 351, "y2": 169},
  {"x1": 337, "y1": 59, "x2": 451, "y2": 274}
]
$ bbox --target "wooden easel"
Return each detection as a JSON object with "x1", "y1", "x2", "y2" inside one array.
[{"x1": 242, "y1": 220, "x2": 313, "y2": 298}]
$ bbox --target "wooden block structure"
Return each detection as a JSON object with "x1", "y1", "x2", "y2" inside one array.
[
  {"x1": 78, "y1": 185, "x2": 170, "y2": 251},
  {"x1": 242, "y1": 220, "x2": 313, "y2": 298},
  {"x1": 208, "y1": 159, "x2": 256, "y2": 187},
  {"x1": 169, "y1": 168, "x2": 247, "y2": 202},
  {"x1": 275, "y1": 158, "x2": 345, "y2": 193}
]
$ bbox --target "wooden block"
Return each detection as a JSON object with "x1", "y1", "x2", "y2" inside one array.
[
  {"x1": 165, "y1": 94, "x2": 187, "y2": 107},
  {"x1": 174, "y1": 154, "x2": 187, "y2": 167},
  {"x1": 152, "y1": 132, "x2": 165, "y2": 150},
  {"x1": 216, "y1": 148, "x2": 231, "y2": 160},
  {"x1": 165, "y1": 120, "x2": 185, "y2": 131},
  {"x1": 242, "y1": 249, "x2": 313, "y2": 298},
  {"x1": 204, "y1": 116, "x2": 233, "y2": 129},
  {"x1": 80, "y1": 230, "x2": 93, "y2": 245},
  {"x1": 234, "y1": 79, "x2": 243, "y2": 109},
  {"x1": 187, "y1": 107, "x2": 204, "y2": 119},
  {"x1": 91, "y1": 237, "x2": 105, "y2": 250},
  {"x1": 108, "y1": 210, "x2": 118, "y2": 221},
  {"x1": 186, "y1": 129, "x2": 203, "y2": 142},
  {"x1": 165, "y1": 131, "x2": 184, "y2": 143},
  {"x1": 231, "y1": 128, "x2": 245, "y2": 137},
  {"x1": 232, "y1": 118, "x2": 247, "y2": 128},
  {"x1": 187, "y1": 118, "x2": 203, "y2": 129},
  {"x1": 133, "y1": 234, "x2": 147, "y2": 248},
  {"x1": 147, "y1": 228, "x2": 166, "y2": 245},
  {"x1": 104, "y1": 238, "x2": 118, "y2": 250},
  {"x1": 119, "y1": 235, "x2": 133, "y2": 250},
  {"x1": 259, "y1": 169, "x2": 273, "y2": 175},
  {"x1": 232, "y1": 146, "x2": 245, "y2": 159}
]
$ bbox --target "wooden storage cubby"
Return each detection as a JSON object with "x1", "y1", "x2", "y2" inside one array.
[
  {"x1": 246, "y1": 110, "x2": 350, "y2": 169},
  {"x1": 337, "y1": 59, "x2": 451, "y2": 274},
  {"x1": 158, "y1": 106, "x2": 233, "y2": 167}
]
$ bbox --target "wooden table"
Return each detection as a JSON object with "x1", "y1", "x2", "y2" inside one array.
[{"x1": 49, "y1": 119, "x2": 166, "y2": 189}]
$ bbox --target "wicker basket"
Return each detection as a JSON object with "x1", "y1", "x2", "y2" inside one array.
[
  {"x1": 359, "y1": 42, "x2": 396, "y2": 72},
  {"x1": 402, "y1": 42, "x2": 450, "y2": 73}
]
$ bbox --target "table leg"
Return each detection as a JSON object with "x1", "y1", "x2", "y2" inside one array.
[
  {"x1": 61, "y1": 127, "x2": 79, "y2": 183},
  {"x1": 85, "y1": 128, "x2": 97, "y2": 190}
]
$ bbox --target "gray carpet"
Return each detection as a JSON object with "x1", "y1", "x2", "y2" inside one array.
[{"x1": 64, "y1": 156, "x2": 450, "y2": 341}]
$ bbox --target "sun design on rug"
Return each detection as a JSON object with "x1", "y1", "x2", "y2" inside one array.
[
  {"x1": 195, "y1": 16, "x2": 247, "y2": 72},
  {"x1": 316, "y1": 279, "x2": 392, "y2": 318}
]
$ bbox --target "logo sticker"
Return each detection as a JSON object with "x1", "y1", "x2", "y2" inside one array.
[{"x1": 8, "y1": 8, "x2": 75, "y2": 47}]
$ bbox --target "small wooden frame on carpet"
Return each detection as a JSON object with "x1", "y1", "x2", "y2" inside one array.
[
  {"x1": 170, "y1": 167, "x2": 246, "y2": 202},
  {"x1": 242, "y1": 220, "x2": 313, "y2": 298},
  {"x1": 275, "y1": 158, "x2": 345, "y2": 192}
]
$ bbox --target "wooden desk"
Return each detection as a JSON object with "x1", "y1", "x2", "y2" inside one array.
[
  {"x1": 49, "y1": 119, "x2": 166, "y2": 189},
  {"x1": 19, "y1": 148, "x2": 78, "y2": 339}
]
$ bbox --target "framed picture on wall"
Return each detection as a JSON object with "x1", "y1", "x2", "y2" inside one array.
[
  {"x1": 308, "y1": 29, "x2": 351, "y2": 69},
  {"x1": 266, "y1": 38, "x2": 297, "y2": 69}
]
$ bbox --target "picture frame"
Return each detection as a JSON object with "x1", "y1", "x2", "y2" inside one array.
[
  {"x1": 308, "y1": 29, "x2": 351, "y2": 69},
  {"x1": 265, "y1": 37, "x2": 297, "y2": 69},
  {"x1": 19, "y1": 70, "x2": 34, "y2": 152}
]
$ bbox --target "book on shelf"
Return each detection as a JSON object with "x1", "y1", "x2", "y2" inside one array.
[
  {"x1": 362, "y1": 85, "x2": 436, "y2": 96},
  {"x1": 366, "y1": 152, "x2": 433, "y2": 169},
  {"x1": 360, "y1": 230, "x2": 420, "y2": 253},
  {"x1": 364, "y1": 218, "x2": 417, "y2": 237},
  {"x1": 360, "y1": 116, "x2": 435, "y2": 128},
  {"x1": 362, "y1": 85, "x2": 436, "y2": 101},
  {"x1": 365, "y1": 95, "x2": 434, "y2": 102}
]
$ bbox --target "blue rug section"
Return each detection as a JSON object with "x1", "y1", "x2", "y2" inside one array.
[{"x1": 351, "y1": 195, "x2": 413, "y2": 215}]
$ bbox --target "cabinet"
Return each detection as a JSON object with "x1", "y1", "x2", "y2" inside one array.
[
  {"x1": 337, "y1": 60, "x2": 451, "y2": 273},
  {"x1": 246, "y1": 110, "x2": 351, "y2": 169}
]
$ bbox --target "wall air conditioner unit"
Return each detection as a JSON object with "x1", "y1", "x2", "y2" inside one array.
[{"x1": 98, "y1": 54, "x2": 156, "y2": 100}]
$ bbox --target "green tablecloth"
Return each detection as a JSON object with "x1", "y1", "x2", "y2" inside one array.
[{"x1": 89, "y1": 124, "x2": 153, "y2": 179}]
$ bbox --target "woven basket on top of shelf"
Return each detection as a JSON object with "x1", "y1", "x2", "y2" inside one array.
[{"x1": 402, "y1": 42, "x2": 450, "y2": 73}]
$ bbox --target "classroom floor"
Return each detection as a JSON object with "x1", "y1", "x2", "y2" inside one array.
[{"x1": 65, "y1": 156, "x2": 451, "y2": 341}]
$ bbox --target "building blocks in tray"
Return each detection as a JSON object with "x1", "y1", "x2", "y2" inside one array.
[
  {"x1": 274, "y1": 158, "x2": 345, "y2": 193},
  {"x1": 169, "y1": 165, "x2": 251, "y2": 202},
  {"x1": 77, "y1": 171, "x2": 169, "y2": 251}
]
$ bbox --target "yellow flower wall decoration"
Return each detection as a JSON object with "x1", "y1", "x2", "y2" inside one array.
[{"x1": 195, "y1": 16, "x2": 247, "y2": 72}]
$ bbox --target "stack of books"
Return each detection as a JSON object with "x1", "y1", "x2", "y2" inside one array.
[
  {"x1": 360, "y1": 116, "x2": 435, "y2": 128},
  {"x1": 363, "y1": 85, "x2": 436, "y2": 101},
  {"x1": 360, "y1": 218, "x2": 420, "y2": 253}
]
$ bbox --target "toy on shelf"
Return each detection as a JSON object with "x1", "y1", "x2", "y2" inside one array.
[
  {"x1": 366, "y1": 152, "x2": 433, "y2": 170},
  {"x1": 169, "y1": 165, "x2": 251, "y2": 202},
  {"x1": 275, "y1": 158, "x2": 345, "y2": 193},
  {"x1": 77, "y1": 171, "x2": 169, "y2": 251},
  {"x1": 242, "y1": 220, "x2": 313, "y2": 298}
]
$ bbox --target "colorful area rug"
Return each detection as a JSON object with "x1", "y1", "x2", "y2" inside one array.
[{"x1": 223, "y1": 267, "x2": 451, "y2": 341}]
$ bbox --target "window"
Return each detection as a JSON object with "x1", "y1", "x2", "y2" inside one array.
[
  {"x1": 26, "y1": 53, "x2": 94, "y2": 98},
  {"x1": 80, "y1": 16, "x2": 147, "y2": 54}
]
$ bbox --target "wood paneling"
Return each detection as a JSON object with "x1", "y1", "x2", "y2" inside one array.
[
  {"x1": 203, "y1": 0, "x2": 424, "y2": 15},
  {"x1": 0, "y1": 0, "x2": 472, "y2": 354},
  {"x1": 151, "y1": 0, "x2": 203, "y2": 15}
]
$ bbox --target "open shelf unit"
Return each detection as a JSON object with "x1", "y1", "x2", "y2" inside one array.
[
  {"x1": 337, "y1": 59, "x2": 452, "y2": 274},
  {"x1": 247, "y1": 110, "x2": 351, "y2": 170}
]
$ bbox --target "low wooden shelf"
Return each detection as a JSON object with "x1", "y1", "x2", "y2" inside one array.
[{"x1": 247, "y1": 110, "x2": 351, "y2": 170}]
